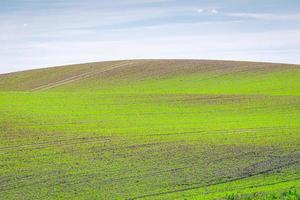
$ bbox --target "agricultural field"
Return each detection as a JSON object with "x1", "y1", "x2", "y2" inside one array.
[{"x1": 0, "y1": 59, "x2": 299, "y2": 199}]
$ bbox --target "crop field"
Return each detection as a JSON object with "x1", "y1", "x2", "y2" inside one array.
[{"x1": 0, "y1": 60, "x2": 299, "y2": 199}]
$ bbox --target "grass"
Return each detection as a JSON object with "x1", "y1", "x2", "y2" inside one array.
[
  {"x1": 0, "y1": 60, "x2": 299, "y2": 199},
  {"x1": 223, "y1": 187, "x2": 299, "y2": 200}
]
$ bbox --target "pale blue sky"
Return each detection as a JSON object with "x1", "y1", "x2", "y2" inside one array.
[{"x1": 1, "y1": 0, "x2": 300, "y2": 73}]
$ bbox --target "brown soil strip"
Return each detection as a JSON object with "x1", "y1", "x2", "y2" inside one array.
[{"x1": 30, "y1": 61, "x2": 136, "y2": 91}]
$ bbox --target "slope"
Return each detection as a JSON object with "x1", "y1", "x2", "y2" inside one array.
[{"x1": 0, "y1": 60, "x2": 299, "y2": 200}]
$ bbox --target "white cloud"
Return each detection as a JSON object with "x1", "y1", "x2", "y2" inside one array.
[
  {"x1": 211, "y1": 9, "x2": 218, "y2": 14},
  {"x1": 196, "y1": 8, "x2": 219, "y2": 15},
  {"x1": 1, "y1": 28, "x2": 299, "y2": 74},
  {"x1": 197, "y1": 8, "x2": 204, "y2": 13},
  {"x1": 227, "y1": 13, "x2": 300, "y2": 20}
]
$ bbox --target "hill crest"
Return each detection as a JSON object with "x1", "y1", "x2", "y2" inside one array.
[{"x1": 0, "y1": 59, "x2": 299, "y2": 93}]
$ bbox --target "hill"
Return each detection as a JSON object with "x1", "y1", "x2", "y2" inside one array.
[{"x1": 0, "y1": 60, "x2": 299, "y2": 199}]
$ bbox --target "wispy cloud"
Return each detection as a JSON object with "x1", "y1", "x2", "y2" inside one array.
[
  {"x1": 227, "y1": 12, "x2": 300, "y2": 21},
  {"x1": 197, "y1": 8, "x2": 219, "y2": 14}
]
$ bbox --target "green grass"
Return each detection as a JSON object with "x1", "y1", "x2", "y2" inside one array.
[
  {"x1": 55, "y1": 69, "x2": 300, "y2": 95},
  {"x1": 223, "y1": 188, "x2": 299, "y2": 200},
  {"x1": 0, "y1": 60, "x2": 299, "y2": 199}
]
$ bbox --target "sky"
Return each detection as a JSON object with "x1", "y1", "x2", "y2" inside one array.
[{"x1": 1, "y1": 0, "x2": 300, "y2": 74}]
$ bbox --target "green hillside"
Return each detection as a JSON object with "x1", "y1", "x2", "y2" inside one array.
[{"x1": 0, "y1": 60, "x2": 299, "y2": 199}]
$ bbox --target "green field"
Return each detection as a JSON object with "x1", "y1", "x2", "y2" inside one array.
[{"x1": 0, "y1": 60, "x2": 299, "y2": 199}]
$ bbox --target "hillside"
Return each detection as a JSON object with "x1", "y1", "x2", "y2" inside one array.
[
  {"x1": 0, "y1": 60, "x2": 299, "y2": 199},
  {"x1": 1, "y1": 59, "x2": 299, "y2": 94}
]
